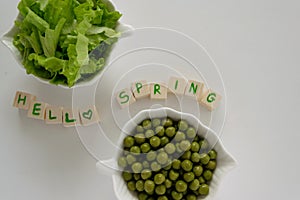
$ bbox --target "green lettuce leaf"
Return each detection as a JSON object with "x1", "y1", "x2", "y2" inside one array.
[
  {"x1": 39, "y1": 18, "x2": 66, "y2": 57},
  {"x1": 13, "y1": 0, "x2": 122, "y2": 87}
]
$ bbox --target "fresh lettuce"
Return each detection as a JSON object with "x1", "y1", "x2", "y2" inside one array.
[{"x1": 13, "y1": 0, "x2": 122, "y2": 87}]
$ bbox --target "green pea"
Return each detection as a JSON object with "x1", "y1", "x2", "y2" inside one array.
[
  {"x1": 136, "y1": 125, "x2": 144, "y2": 133},
  {"x1": 181, "y1": 151, "x2": 191, "y2": 160},
  {"x1": 155, "y1": 126, "x2": 165, "y2": 137},
  {"x1": 164, "y1": 143, "x2": 176, "y2": 155},
  {"x1": 175, "y1": 180, "x2": 188, "y2": 193},
  {"x1": 130, "y1": 146, "x2": 141, "y2": 154},
  {"x1": 169, "y1": 169, "x2": 180, "y2": 181},
  {"x1": 142, "y1": 161, "x2": 150, "y2": 169},
  {"x1": 135, "y1": 133, "x2": 146, "y2": 144},
  {"x1": 200, "y1": 153, "x2": 210, "y2": 165},
  {"x1": 134, "y1": 173, "x2": 141, "y2": 181},
  {"x1": 181, "y1": 160, "x2": 193, "y2": 172},
  {"x1": 150, "y1": 136, "x2": 161, "y2": 148},
  {"x1": 165, "y1": 127, "x2": 176, "y2": 137},
  {"x1": 191, "y1": 152, "x2": 201, "y2": 163},
  {"x1": 141, "y1": 143, "x2": 151, "y2": 153},
  {"x1": 126, "y1": 154, "x2": 137, "y2": 165},
  {"x1": 162, "y1": 118, "x2": 173, "y2": 127},
  {"x1": 155, "y1": 185, "x2": 166, "y2": 195},
  {"x1": 198, "y1": 176, "x2": 205, "y2": 184},
  {"x1": 122, "y1": 171, "x2": 132, "y2": 181},
  {"x1": 141, "y1": 169, "x2": 152, "y2": 180},
  {"x1": 189, "y1": 179, "x2": 200, "y2": 191},
  {"x1": 186, "y1": 127, "x2": 197, "y2": 139},
  {"x1": 190, "y1": 142, "x2": 200, "y2": 152},
  {"x1": 183, "y1": 172, "x2": 195, "y2": 183},
  {"x1": 174, "y1": 131, "x2": 186, "y2": 142},
  {"x1": 208, "y1": 149, "x2": 218, "y2": 160},
  {"x1": 163, "y1": 161, "x2": 172, "y2": 170},
  {"x1": 206, "y1": 160, "x2": 217, "y2": 170},
  {"x1": 199, "y1": 139, "x2": 209, "y2": 150},
  {"x1": 138, "y1": 192, "x2": 148, "y2": 200},
  {"x1": 118, "y1": 156, "x2": 127, "y2": 168},
  {"x1": 157, "y1": 196, "x2": 168, "y2": 200},
  {"x1": 186, "y1": 194, "x2": 197, "y2": 200},
  {"x1": 176, "y1": 143, "x2": 184, "y2": 154},
  {"x1": 152, "y1": 118, "x2": 161, "y2": 127},
  {"x1": 127, "y1": 180, "x2": 136, "y2": 191},
  {"x1": 171, "y1": 190, "x2": 183, "y2": 200},
  {"x1": 124, "y1": 136, "x2": 135, "y2": 148},
  {"x1": 193, "y1": 190, "x2": 200, "y2": 196},
  {"x1": 178, "y1": 120, "x2": 188, "y2": 131},
  {"x1": 165, "y1": 178, "x2": 172, "y2": 189},
  {"x1": 157, "y1": 152, "x2": 168, "y2": 165},
  {"x1": 154, "y1": 173, "x2": 166, "y2": 184},
  {"x1": 144, "y1": 180, "x2": 155, "y2": 194},
  {"x1": 193, "y1": 135, "x2": 201, "y2": 142},
  {"x1": 151, "y1": 161, "x2": 161, "y2": 172},
  {"x1": 142, "y1": 119, "x2": 152, "y2": 129},
  {"x1": 203, "y1": 170, "x2": 213, "y2": 181},
  {"x1": 193, "y1": 165, "x2": 203, "y2": 177},
  {"x1": 198, "y1": 184, "x2": 210, "y2": 195},
  {"x1": 172, "y1": 159, "x2": 181, "y2": 170},
  {"x1": 160, "y1": 136, "x2": 170, "y2": 147},
  {"x1": 179, "y1": 140, "x2": 191, "y2": 151},
  {"x1": 146, "y1": 151, "x2": 157, "y2": 161},
  {"x1": 147, "y1": 197, "x2": 155, "y2": 200},
  {"x1": 132, "y1": 162, "x2": 143, "y2": 173},
  {"x1": 145, "y1": 129, "x2": 155, "y2": 138},
  {"x1": 123, "y1": 149, "x2": 130, "y2": 156},
  {"x1": 161, "y1": 169, "x2": 169, "y2": 177},
  {"x1": 136, "y1": 180, "x2": 144, "y2": 192}
]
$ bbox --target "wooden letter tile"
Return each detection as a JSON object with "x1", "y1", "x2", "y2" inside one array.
[
  {"x1": 184, "y1": 80, "x2": 205, "y2": 100},
  {"x1": 13, "y1": 91, "x2": 36, "y2": 110},
  {"x1": 131, "y1": 80, "x2": 150, "y2": 99},
  {"x1": 45, "y1": 105, "x2": 63, "y2": 124},
  {"x1": 200, "y1": 90, "x2": 222, "y2": 111},
  {"x1": 63, "y1": 108, "x2": 81, "y2": 127},
  {"x1": 116, "y1": 88, "x2": 136, "y2": 109},
  {"x1": 79, "y1": 105, "x2": 100, "y2": 126},
  {"x1": 27, "y1": 101, "x2": 47, "y2": 120},
  {"x1": 168, "y1": 77, "x2": 187, "y2": 95},
  {"x1": 150, "y1": 83, "x2": 168, "y2": 100}
]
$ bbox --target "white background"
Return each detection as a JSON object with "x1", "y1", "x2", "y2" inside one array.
[{"x1": 1, "y1": 0, "x2": 300, "y2": 200}]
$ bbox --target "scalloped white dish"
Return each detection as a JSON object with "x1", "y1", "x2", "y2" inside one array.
[
  {"x1": 96, "y1": 107, "x2": 237, "y2": 200},
  {"x1": 1, "y1": 0, "x2": 133, "y2": 89}
]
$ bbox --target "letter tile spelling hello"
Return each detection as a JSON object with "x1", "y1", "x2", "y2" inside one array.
[
  {"x1": 79, "y1": 105, "x2": 100, "y2": 126},
  {"x1": 63, "y1": 108, "x2": 81, "y2": 127},
  {"x1": 45, "y1": 105, "x2": 63, "y2": 125},
  {"x1": 13, "y1": 91, "x2": 36, "y2": 110}
]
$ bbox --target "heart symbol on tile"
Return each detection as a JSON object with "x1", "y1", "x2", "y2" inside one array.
[{"x1": 83, "y1": 109, "x2": 93, "y2": 120}]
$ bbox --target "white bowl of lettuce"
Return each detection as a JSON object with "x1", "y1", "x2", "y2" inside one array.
[{"x1": 1, "y1": 0, "x2": 133, "y2": 88}]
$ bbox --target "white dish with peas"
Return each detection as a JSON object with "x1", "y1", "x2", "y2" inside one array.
[{"x1": 96, "y1": 107, "x2": 237, "y2": 200}]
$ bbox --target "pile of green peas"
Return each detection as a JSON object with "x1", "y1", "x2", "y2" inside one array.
[{"x1": 118, "y1": 117, "x2": 218, "y2": 200}]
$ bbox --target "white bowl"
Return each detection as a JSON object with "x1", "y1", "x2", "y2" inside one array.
[
  {"x1": 96, "y1": 107, "x2": 237, "y2": 200},
  {"x1": 1, "y1": 0, "x2": 133, "y2": 89}
]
